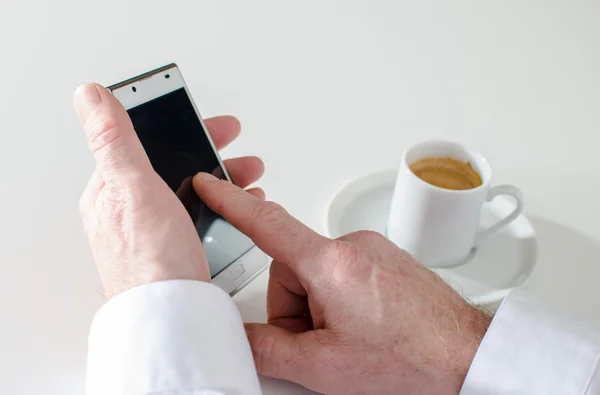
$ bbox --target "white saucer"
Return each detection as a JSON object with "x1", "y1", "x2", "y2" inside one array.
[{"x1": 325, "y1": 170, "x2": 538, "y2": 305}]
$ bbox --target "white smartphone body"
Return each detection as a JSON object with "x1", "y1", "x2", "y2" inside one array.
[{"x1": 108, "y1": 63, "x2": 269, "y2": 295}]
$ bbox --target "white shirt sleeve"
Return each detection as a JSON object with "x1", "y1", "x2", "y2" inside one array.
[
  {"x1": 86, "y1": 280, "x2": 262, "y2": 395},
  {"x1": 461, "y1": 289, "x2": 600, "y2": 395}
]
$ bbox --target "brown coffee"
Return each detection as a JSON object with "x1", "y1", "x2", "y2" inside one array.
[{"x1": 409, "y1": 156, "x2": 482, "y2": 190}]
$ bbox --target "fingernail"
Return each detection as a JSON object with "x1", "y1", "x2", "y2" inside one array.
[
  {"x1": 74, "y1": 83, "x2": 102, "y2": 121},
  {"x1": 195, "y1": 172, "x2": 216, "y2": 181}
]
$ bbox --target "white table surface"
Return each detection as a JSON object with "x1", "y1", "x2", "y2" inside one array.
[{"x1": 1, "y1": 1, "x2": 599, "y2": 394}]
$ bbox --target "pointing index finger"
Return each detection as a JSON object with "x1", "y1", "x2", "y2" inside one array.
[{"x1": 193, "y1": 173, "x2": 327, "y2": 279}]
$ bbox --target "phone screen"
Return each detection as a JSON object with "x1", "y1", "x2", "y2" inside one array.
[{"x1": 127, "y1": 87, "x2": 255, "y2": 277}]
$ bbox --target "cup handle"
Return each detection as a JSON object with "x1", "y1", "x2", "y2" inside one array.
[{"x1": 476, "y1": 185, "x2": 524, "y2": 241}]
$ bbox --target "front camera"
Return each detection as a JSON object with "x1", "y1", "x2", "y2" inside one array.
[{"x1": 132, "y1": 86, "x2": 137, "y2": 92}]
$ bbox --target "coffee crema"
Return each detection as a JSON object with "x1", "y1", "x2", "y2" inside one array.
[{"x1": 409, "y1": 156, "x2": 482, "y2": 190}]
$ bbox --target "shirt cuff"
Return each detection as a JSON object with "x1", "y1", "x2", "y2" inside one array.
[
  {"x1": 86, "y1": 280, "x2": 262, "y2": 395},
  {"x1": 461, "y1": 289, "x2": 600, "y2": 395}
]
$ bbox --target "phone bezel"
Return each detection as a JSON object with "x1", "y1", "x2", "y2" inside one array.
[{"x1": 108, "y1": 64, "x2": 269, "y2": 296}]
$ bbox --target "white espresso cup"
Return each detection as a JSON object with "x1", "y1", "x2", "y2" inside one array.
[{"x1": 387, "y1": 140, "x2": 524, "y2": 268}]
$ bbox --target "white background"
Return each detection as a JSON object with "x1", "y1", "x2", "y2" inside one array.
[{"x1": 1, "y1": 1, "x2": 599, "y2": 394}]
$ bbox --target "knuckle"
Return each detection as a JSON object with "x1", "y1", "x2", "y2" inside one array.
[
  {"x1": 252, "y1": 201, "x2": 287, "y2": 223},
  {"x1": 320, "y1": 241, "x2": 345, "y2": 264},
  {"x1": 323, "y1": 240, "x2": 363, "y2": 285},
  {"x1": 85, "y1": 115, "x2": 122, "y2": 156},
  {"x1": 340, "y1": 229, "x2": 386, "y2": 245},
  {"x1": 320, "y1": 242, "x2": 348, "y2": 274}
]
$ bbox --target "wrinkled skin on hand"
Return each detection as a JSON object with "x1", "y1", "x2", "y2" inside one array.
[{"x1": 194, "y1": 173, "x2": 491, "y2": 395}]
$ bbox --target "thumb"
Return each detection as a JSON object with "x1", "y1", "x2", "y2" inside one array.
[
  {"x1": 74, "y1": 83, "x2": 152, "y2": 181},
  {"x1": 244, "y1": 323, "x2": 329, "y2": 389}
]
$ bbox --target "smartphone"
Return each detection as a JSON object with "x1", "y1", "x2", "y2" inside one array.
[{"x1": 107, "y1": 64, "x2": 269, "y2": 295}]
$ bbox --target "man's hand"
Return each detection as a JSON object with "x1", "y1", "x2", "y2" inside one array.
[
  {"x1": 74, "y1": 83, "x2": 264, "y2": 299},
  {"x1": 193, "y1": 173, "x2": 491, "y2": 395}
]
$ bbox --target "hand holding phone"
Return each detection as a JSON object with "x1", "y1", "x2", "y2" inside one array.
[
  {"x1": 75, "y1": 83, "x2": 212, "y2": 299},
  {"x1": 105, "y1": 64, "x2": 269, "y2": 295},
  {"x1": 75, "y1": 67, "x2": 267, "y2": 298}
]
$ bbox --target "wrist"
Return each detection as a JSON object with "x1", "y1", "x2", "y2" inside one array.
[
  {"x1": 452, "y1": 305, "x2": 492, "y2": 393},
  {"x1": 99, "y1": 261, "x2": 209, "y2": 300},
  {"x1": 407, "y1": 303, "x2": 492, "y2": 395}
]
